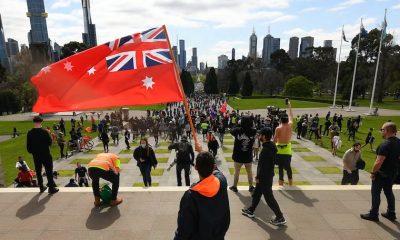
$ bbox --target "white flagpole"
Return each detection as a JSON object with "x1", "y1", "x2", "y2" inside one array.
[
  {"x1": 332, "y1": 25, "x2": 344, "y2": 108},
  {"x1": 368, "y1": 9, "x2": 386, "y2": 115},
  {"x1": 347, "y1": 19, "x2": 362, "y2": 112}
]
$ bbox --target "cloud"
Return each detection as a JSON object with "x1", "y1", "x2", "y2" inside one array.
[
  {"x1": 51, "y1": 0, "x2": 80, "y2": 9},
  {"x1": 329, "y1": 0, "x2": 364, "y2": 12},
  {"x1": 301, "y1": 7, "x2": 319, "y2": 13},
  {"x1": 393, "y1": 3, "x2": 400, "y2": 9}
]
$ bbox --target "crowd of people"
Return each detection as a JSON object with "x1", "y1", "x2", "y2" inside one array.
[{"x1": 18, "y1": 93, "x2": 400, "y2": 239}]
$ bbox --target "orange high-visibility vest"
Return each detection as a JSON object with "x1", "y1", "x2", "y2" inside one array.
[{"x1": 88, "y1": 155, "x2": 120, "y2": 172}]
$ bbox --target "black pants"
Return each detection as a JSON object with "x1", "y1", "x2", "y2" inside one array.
[
  {"x1": 176, "y1": 163, "x2": 190, "y2": 186},
  {"x1": 276, "y1": 154, "x2": 292, "y2": 181},
  {"x1": 78, "y1": 177, "x2": 89, "y2": 187},
  {"x1": 88, "y1": 167, "x2": 119, "y2": 200},
  {"x1": 102, "y1": 141, "x2": 109, "y2": 152},
  {"x1": 139, "y1": 164, "x2": 152, "y2": 187},
  {"x1": 154, "y1": 135, "x2": 159, "y2": 145},
  {"x1": 249, "y1": 180, "x2": 283, "y2": 219},
  {"x1": 341, "y1": 170, "x2": 359, "y2": 185},
  {"x1": 370, "y1": 174, "x2": 395, "y2": 216},
  {"x1": 125, "y1": 138, "x2": 130, "y2": 150},
  {"x1": 33, "y1": 154, "x2": 56, "y2": 189},
  {"x1": 58, "y1": 143, "x2": 65, "y2": 158}
]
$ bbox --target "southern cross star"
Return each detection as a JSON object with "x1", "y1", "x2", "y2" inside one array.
[
  {"x1": 88, "y1": 67, "x2": 96, "y2": 75},
  {"x1": 142, "y1": 76, "x2": 155, "y2": 90},
  {"x1": 64, "y1": 61, "x2": 74, "y2": 72},
  {"x1": 42, "y1": 66, "x2": 51, "y2": 74}
]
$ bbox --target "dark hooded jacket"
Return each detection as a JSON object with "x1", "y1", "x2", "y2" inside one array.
[
  {"x1": 174, "y1": 170, "x2": 230, "y2": 240},
  {"x1": 256, "y1": 141, "x2": 277, "y2": 183}
]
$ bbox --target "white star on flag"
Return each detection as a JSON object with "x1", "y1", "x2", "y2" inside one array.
[
  {"x1": 42, "y1": 66, "x2": 51, "y2": 74},
  {"x1": 88, "y1": 67, "x2": 96, "y2": 75},
  {"x1": 64, "y1": 61, "x2": 74, "y2": 72},
  {"x1": 142, "y1": 76, "x2": 155, "y2": 90}
]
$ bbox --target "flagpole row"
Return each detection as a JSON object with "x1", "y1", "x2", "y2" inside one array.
[
  {"x1": 332, "y1": 25, "x2": 344, "y2": 108},
  {"x1": 348, "y1": 18, "x2": 362, "y2": 112},
  {"x1": 369, "y1": 8, "x2": 386, "y2": 115},
  {"x1": 163, "y1": 25, "x2": 201, "y2": 152}
]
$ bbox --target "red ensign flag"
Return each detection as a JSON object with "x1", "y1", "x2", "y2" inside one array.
[{"x1": 32, "y1": 25, "x2": 183, "y2": 113}]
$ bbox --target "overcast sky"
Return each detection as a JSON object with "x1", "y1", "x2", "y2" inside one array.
[{"x1": 1, "y1": 0, "x2": 400, "y2": 67}]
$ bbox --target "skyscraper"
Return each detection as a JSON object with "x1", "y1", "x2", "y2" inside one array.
[
  {"x1": 300, "y1": 36, "x2": 314, "y2": 58},
  {"x1": 288, "y1": 37, "x2": 299, "y2": 59},
  {"x1": 53, "y1": 42, "x2": 61, "y2": 61},
  {"x1": 0, "y1": 14, "x2": 10, "y2": 71},
  {"x1": 172, "y1": 45, "x2": 178, "y2": 66},
  {"x1": 81, "y1": 0, "x2": 97, "y2": 48},
  {"x1": 199, "y1": 62, "x2": 205, "y2": 72},
  {"x1": 6, "y1": 38, "x2": 19, "y2": 57},
  {"x1": 261, "y1": 28, "x2": 280, "y2": 66},
  {"x1": 323, "y1": 40, "x2": 333, "y2": 48},
  {"x1": 218, "y1": 55, "x2": 229, "y2": 69},
  {"x1": 191, "y1": 47, "x2": 198, "y2": 70},
  {"x1": 248, "y1": 29, "x2": 257, "y2": 59},
  {"x1": 179, "y1": 39, "x2": 186, "y2": 69},
  {"x1": 232, "y1": 48, "x2": 235, "y2": 60},
  {"x1": 26, "y1": 0, "x2": 49, "y2": 43},
  {"x1": 26, "y1": 0, "x2": 52, "y2": 63}
]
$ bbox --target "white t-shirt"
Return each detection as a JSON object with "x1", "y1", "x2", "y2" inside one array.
[{"x1": 16, "y1": 161, "x2": 30, "y2": 171}]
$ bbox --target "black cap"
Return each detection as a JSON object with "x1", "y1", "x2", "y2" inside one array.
[
  {"x1": 260, "y1": 127, "x2": 273, "y2": 139},
  {"x1": 33, "y1": 116, "x2": 43, "y2": 123}
]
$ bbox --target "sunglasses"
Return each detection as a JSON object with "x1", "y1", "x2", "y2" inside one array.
[{"x1": 380, "y1": 128, "x2": 385, "y2": 132}]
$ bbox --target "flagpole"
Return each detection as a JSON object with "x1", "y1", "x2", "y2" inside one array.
[
  {"x1": 332, "y1": 25, "x2": 344, "y2": 109},
  {"x1": 163, "y1": 25, "x2": 201, "y2": 151},
  {"x1": 347, "y1": 18, "x2": 362, "y2": 112},
  {"x1": 368, "y1": 9, "x2": 386, "y2": 115}
]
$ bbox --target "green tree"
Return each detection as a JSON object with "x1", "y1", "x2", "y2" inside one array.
[
  {"x1": 61, "y1": 41, "x2": 88, "y2": 59},
  {"x1": 241, "y1": 72, "x2": 253, "y2": 96},
  {"x1": 180, "y1": 69, "x2": 194, "y2": 95},
  {"x1": 227, "y1": 71, "x2": 239, "y2": 94},
  {"x1": 204, "y1": 67, "x2": 219, "y2": 94},
  {"x1": 270, "y1": 49, "x2": 291, "y2": 75},
  {"x1": 0, "y1": 90, "x2": 21, "y2": 115},
  {"x1": 283, "y1": 76, "x2": 313, "y2": 97}
]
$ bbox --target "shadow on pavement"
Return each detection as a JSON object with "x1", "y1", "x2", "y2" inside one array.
[
  {"x1": 16, "y1": 193, "x2": 51, "y2": 219},
  {"x1": 376, "y1": 220, "x2": 400, "y2": 239},
  {"x1": 236, "y1": 191, "x2": 294, "y2": 240},
  {"x1": 279, "y1": 186, "x2": 318, "y2": 207},
  {"x1": 86, "y1": 206, "x2": 121, "y2": 230}
]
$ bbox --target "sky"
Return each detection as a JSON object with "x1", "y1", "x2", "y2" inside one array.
[{"x1": 1, "y1": 0, "x2": 400, "y2": 67}]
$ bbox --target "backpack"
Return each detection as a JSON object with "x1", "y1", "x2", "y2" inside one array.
[{"x1": 176, "y1": 142, "x2": 190, "y2": 164}]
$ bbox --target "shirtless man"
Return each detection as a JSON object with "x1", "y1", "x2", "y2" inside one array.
[{"x1": 273, "y1": 102, "x2": 294, "y2": 186}]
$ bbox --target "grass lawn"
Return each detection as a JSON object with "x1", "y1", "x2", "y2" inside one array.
[
  {"x1": 157, "y1": 157, "x2": 169, "y2": 163},
  {"x1": 0, "y1": 120, "x2": 98, "y2": 186},
  {"x1": 128, "y1": 104, "x2": 166, "y2": 111},
  {"x1": 57, "y1": 170, "x2": 75, "y2": 177},
  {"x1": 155, "y1": 149, "x2": 171, "y2": 154},
  {"x1": 228, "y1": 98, "x2": 330, "y2": 110},
  {"x1": 223, "y1": 148, "x2": 233, "y2": 153},
  {"x1": 316, "y1": 167, "x2": 342, "y2": 174},
  {"x1": 119, "y1": 149, "x2": 133, "y2": 154},
  {"x1": 132, "y1": 182, "x2": 159, "y2": 187},
  {"x1": 225, "y1": 156, "x2": 233, "y2": 162},
  {"x1": 292, "y1": 148, "x2": 311, "y2": 152},
  {"x1": 286, "y1": 181, "x2": 311, "y2": 186},
  {"x1": 356, "y1": 98, "x2": 400, "y2": 110},
  {"x1": 274, "y1": 167, "x2": 299, "y2": 174},
  {"x1": 301, "y1": 155, "x2": 326, "y2": 162},
  {"x1": 157, "y1": 142, "x2": 172, "y2": 147},
  {"x1": 222, "y1": 141, "x2": 234, "y2": 145},
  {"x1": 316, "y1": 116, "x2": 400, "y2": 172},
  {"x1": 335, "y1": 181, "x2": 363, "y2": 185},
  {"x1": 150, "y1": 168, "x2": 164, "y2": 176},
  {"x1": 229, "y1": 167, "x2": 298, "y2": 175},
  {"x1": 70, "y1": 158, "x2": 130, "y2": 164},
  {"x1": 291, "y1": 140, "x2": 299, "y2": 145}
]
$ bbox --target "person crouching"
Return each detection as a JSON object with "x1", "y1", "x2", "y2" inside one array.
[{"x1": 88, "y1": 153, "x2": 122, "y2": 206}]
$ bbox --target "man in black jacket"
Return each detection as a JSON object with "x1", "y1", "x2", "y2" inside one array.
[
  {"x1": 174, "y1": 151, "x2": 230, "y2": 240},
  {"x1": 26, "y1": 116, "x2": 59, "y2": 194},
  {"x1": 168, "y1": 135, "x2": 195, "y2": 186},
  {"x1": 241, "y1": 127, "x2": 286, "y2": 226}
]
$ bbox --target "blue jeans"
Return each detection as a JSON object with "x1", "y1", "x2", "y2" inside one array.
[
  {"x1": 370, "y1": 174, "x2": 395, "y2": 216},
  {"x1": 139, "y1": 165, "x2": 152, "y2": 186}
]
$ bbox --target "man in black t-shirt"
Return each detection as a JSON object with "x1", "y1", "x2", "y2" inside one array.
[
  {"x1": 361, "y1": 122, "x2": 400, "y2": 222},
  {"x1": 75, "y1": 163, "x2": 89, "y2": 187}
]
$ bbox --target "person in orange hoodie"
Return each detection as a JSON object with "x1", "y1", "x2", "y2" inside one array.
[{"x1": 174, "y1": 151, "x2": 230, "y2": 240}]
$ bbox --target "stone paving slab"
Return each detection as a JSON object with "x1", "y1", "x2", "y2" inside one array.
[{"x1": 0, "y1": 187, "x2": 399, "y2": 240}]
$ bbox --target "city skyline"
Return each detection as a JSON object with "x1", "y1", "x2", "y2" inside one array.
[{"x1": 0, "y1": 0, "x2": 400, "y2": 67}]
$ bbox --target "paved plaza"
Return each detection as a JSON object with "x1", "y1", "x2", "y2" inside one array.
[{"x1": 0, "y1": 187, "x2": 399, "y2": 240}]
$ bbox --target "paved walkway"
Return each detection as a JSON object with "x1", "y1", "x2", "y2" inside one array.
[
  {"x1": 48, "y1": 129, "x2": 371, "y2": 188},
  {"x1": 0, "y1": 187, "x2": 399, "y2": 240}
]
